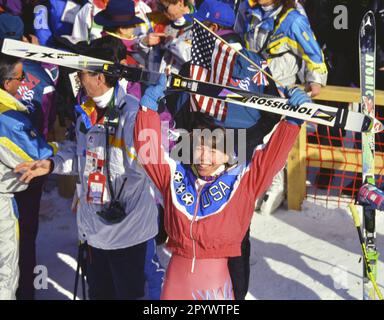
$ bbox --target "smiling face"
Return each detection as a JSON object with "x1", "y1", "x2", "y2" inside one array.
[
  {"x1": 193, "y1": 145, "x2": 229, "y2": 176},
  {"x1": 192, "y1": 128, "x2": 229, "y2": 177}
]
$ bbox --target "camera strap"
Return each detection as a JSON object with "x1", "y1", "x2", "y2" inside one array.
[
  {"x1": 104, "y1": 124, "x2": 127, "y2": 202},
  {"x1": 103, "y1": 88, "x2": 119, "y2": 201},
  {"x1": 102, "y1": 86, "x2": 127, "y2": 203},
  {"x1": 104, "y1": 124, "x2": 116, "y2": 201}
]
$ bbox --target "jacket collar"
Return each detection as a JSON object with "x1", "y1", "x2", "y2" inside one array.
[
  {"x1": 80, "y1": 82, "x2": 126, "y2": 112},
  {"x1": 0, "y1": 88, "x2": 28, "y2": 113}
]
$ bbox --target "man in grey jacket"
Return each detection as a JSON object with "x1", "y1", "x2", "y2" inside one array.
[{"x1": 15, "y1": 39, "x2": 159, "y2": 299}]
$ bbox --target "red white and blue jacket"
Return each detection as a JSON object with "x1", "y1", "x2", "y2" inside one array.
[{"x1": 134, "y1": 108, "x2": 300, "y2": 260}]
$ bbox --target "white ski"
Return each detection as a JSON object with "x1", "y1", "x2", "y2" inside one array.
[
  {"x1": 2, "y1": 38, "x2": 383, "y2": 133},
  {"x1": 169, "y1": 74, "x2": 384, "y2": 133}
]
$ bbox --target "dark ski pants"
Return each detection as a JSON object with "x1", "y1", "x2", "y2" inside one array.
[
  {"x1": 145, "y1": 238, "x2": 165, "y2": 300},
  {"x1": 228, "y1": 228, "x2": 251, "y2": 300},
  {"x1": 86, "y1": 241, "x2": 147, "y2": 300},
  {"x1": 15, "y1": 177, "x2": 45, "y2": 300}
]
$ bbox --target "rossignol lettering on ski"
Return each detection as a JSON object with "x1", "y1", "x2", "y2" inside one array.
[{"x1": 168, "y1": 73, "x2": 382, "y2": 133}]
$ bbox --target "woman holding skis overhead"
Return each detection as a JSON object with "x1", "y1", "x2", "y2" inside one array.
[{"x1": 134, "y1": 74, "x2": 311, "y2": 300}]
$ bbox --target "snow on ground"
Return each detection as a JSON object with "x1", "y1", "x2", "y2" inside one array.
[
  {"x1": 35, "y1": 188, "x2": 384, "y2": 300},
  {"x1": 35, "y1": 189, "x2": 78, "y2": 300}
]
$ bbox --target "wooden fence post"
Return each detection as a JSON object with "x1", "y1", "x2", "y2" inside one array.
[{"x1": 287, "y1": 124, "x2": 307, "y2": 211}]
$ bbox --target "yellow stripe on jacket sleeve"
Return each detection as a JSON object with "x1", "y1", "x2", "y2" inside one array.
[
  {"x1": 0, "y1": 137, "x2": 33, "y2": 161},
  {"x1": 268, "y1": 9, "x2": 328, "y2": 75},
  {"x1": 268, "y1": 36, "x2": 328, "y2": 74},
  {"x1": 48, "y1": 142, "x2": 59, "y2": 155}
]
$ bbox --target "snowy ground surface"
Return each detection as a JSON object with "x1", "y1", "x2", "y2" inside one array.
[{"x1": 35, "y1": 187, "x2": 384, "y2": 300}]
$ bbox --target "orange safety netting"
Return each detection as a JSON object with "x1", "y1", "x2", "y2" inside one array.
[{"x1": 306, "y1": 105, "x2": 384, "y2": 208}]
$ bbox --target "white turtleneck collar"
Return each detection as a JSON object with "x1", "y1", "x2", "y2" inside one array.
[
  {"x1": 174, "y1": 16, "x2": 186, "y2": 27},
  {"x1": 261, "y1": 4, "x2": 275, "y2": 12},
  {"x1": 92, "y1": 87, "x2": 114, "y2": 109}
]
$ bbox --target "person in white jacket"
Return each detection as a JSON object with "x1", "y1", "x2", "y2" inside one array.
[{"x1": 15, "y1": 39, "x2": 159, "y2": 300}]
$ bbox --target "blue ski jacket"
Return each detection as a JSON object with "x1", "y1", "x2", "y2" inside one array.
[
  {"x1": 0, "y1": 88, "x2": 53, "y2": 194},
  {"x1": 235, "y1": 1, "x2": 328, "y2": 87}
]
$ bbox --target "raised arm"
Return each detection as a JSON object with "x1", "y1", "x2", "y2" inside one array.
[
  {"x1": 134, "y1": 74, "x2": 172, "y2": 194},
  {"x1": 246, "y1": 87, "x2": 311, "y2": 198}
]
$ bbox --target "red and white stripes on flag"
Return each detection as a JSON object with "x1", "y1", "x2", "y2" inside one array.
[{"x1": 190, "y1": 22, "x2": 238, "y2": 121}]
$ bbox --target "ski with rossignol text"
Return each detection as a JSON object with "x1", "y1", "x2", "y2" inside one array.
[
  {"x1": 1, "y1": 38, "x2": 383, "y2": 133},
  {"x1": 359, "y1": 10, "x2": 380, "y2": 300},
  {"x1": 168, "y1": 73, "x2": 381, "y2": 133}
]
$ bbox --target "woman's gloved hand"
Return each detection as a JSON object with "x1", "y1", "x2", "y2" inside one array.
[
  {"x1": 284, "y1": 87, "x2": 312, "y2": 125},
  {"x1": 140, "y1": 74, "x2": 167, "y2": 111},
  {"x1": 285, "y1": 86, "x2": 312, "y2": 106}
]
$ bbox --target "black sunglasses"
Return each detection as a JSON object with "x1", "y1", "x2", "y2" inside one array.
[{"x1": 8, "y1": 71, "x2": 25, "y2": 82}]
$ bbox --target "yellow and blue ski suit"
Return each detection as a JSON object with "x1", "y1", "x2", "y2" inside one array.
[
  {"x1": 0, "y1": 88, "x2": 52, "y2": 300},
  {"x1": 234, "y1": 1, "x2": 328, "y2": 87}
]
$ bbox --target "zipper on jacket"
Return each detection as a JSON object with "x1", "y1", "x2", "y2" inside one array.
[{"x1": 189, "y1": 190, "x2": 201, "y2": 273}]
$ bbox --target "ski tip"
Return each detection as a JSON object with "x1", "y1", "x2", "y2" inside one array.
[
  {"x1": 361, "y1": 11, "x2": 375, "y2": 30},
  {"x1": 362, "y1": 10, "x2": 375, "y2": 22},
  {"x1": 363, "y1": 10, "x2": 375, "y2": 16},
  {"x1": 372, "y1": 118, "x2": 384, "y2": 133}
]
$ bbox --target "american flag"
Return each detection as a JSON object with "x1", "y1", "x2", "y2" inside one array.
[{"x1": 190, "y1": 22, "x2": 238, "y2": 121}]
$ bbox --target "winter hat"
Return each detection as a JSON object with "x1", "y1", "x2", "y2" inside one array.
[
  {"x1": 186, "y1": 0, "x2": 235, "y2": 28},
  {"x1": 94, "y1": 0, "x2": 144, "y2": 27},
  {"x1": 0, "y1": 12, "x2": 23, "y2": 40}
]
